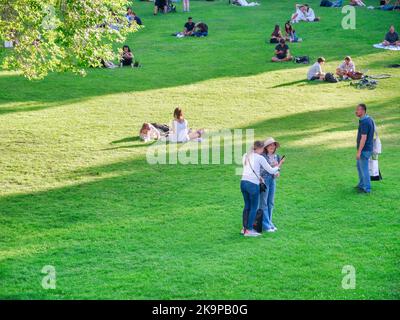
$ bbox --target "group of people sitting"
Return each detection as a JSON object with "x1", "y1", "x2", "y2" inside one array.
[
  {"x1": 139, "y1": 108, "x2": 204, "y2": 143},
  {"x1": 174, "y1": 17, "x2": 209, "y2": 38},
  {"x1": 240, "y1": 139, "x2": 286, "y2": 237},
  {"x1": 270, "y1": 22, "x2": 302, "y2": 44},
  {"x1": 291, "y1": 4, "x2": 320, "y2": 23},
  {"x1": 126, "y1": 7, "x2": 142, "y2": 26},
  {"x1": 307, "y1": 56, "x2": 361, "y2": 81}
]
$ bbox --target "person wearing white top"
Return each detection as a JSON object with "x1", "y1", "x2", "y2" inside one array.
[
  {"x1": 241, "y1": 141, "x2": 285, "y2": 237},
  {"x1": 235, "y1": 0, "x2": 260, "y2": 6},
  {"x1": 336, "y1": 56, "x2": 356, "y2": 79},
  {"x1": 291, "y1": 4, "x2": 307, "y2": 23},
  {"x1": 168, "y1": 107, "x2": 204, "y2": 143},
  {"x1": 139, "y1": 123, "x2": 161, "y2": 142},
  {"x1": 307, "y1": 57, "x2": 326, "y2": 81}
]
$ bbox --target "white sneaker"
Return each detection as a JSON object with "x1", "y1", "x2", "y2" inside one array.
[
  {"x1": 266, "y1": 228, "x2": 276, "y2": 233},
  {"x1": 240, "y1": 228, "x2": 245, "y2": 235},
  {"x1": 244, "y1": 229, "x2": 261, "y2": 237}
]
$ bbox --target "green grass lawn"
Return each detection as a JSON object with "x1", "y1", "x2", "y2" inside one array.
[{"x1": 0, "y1": 0, "x2": 399, "y2": 299}]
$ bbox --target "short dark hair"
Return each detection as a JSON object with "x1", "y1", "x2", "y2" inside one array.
[
  {"x1": 279, "y1": 38, "x2": 285, "y2": 44},
  {"x1": 317, "y1": 57, "x2": 325, "y2": 63},
  {"x1": 358, "y1": 103, "x2": 367, "y2": 112},
  {"x1": 188, "y1": 17, "x2": 192, "y2": 20}
]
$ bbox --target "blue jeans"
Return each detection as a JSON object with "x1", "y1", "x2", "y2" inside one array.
[
  {"x1": 357, "y1": 151, "x2": 372, "y2": 192},
  {"x1": 240, "y1": 180, "x2": 260, "y2": 230},
  {"x1": 259, "y1": 176, "x2": 276, "y2": 230}
]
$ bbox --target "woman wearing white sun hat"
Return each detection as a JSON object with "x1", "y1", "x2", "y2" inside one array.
[{"x1": 259, "y1": 137, "x2": 285, "y2": 233}]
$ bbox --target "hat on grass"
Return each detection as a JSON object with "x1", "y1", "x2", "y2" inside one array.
[{"x1": 264, "y1": 137, "x2": 280, "y2": 148}]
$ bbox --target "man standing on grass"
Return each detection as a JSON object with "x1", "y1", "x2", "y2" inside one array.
[{"x1": 355, "y1": 103, "x2": 375, "y2": 194}]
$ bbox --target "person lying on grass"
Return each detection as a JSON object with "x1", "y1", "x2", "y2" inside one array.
[
  {"x1": 336, "y1": 56, "x2": 356, "y2": 79},
  {"x1": 379, "y1": 0, "x2": 400, "y2": 11},
  {"x1": 319, "y1": 0, "x2": 343, "y2": 7},
  {"x1": 140, "y1": 123, "x2": 161, "y2": 142},
  {"x1": 270, "y1": 24, "x2": 283, "y2": 43},
  {"x1": 240, "y1": 140, "x2": 285, "y2": 237},
  {"x1": 272, "y1": 39, "x2": 292, "y2": 62},
  {"x1": 168, "y1": 107, "x2": 204, "y2": 143},
  {"x1": 349, "y1": 0, "x2": 366, "y2": 6},
  {"x1": 382, "y1": 25, "x2": 400, "y2": 46},
  {"x1": 120, "y1": 45, "x2": 134, "y2": 67},
  {"x1": 259, "y1": 137, "x2": 283, "y2": 233},
  {"x1": 232, "y1": 0, "x2": 260, "y2": 6},
  {"x1": 192, "y1": 22, "x2": 208, "y2": 37},
  {"x1": 307, "y1": 57, "x2": 326, "y2": 81},
  {"x1": 284, "y1": 21, "x2": 302, "y2": 42}
]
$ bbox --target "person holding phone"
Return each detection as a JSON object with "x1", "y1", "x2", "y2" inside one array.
[
  {"x1": 259, "y1": 137, "x2": 284, "y2": 232},
  {"x1": 241, "y1": 140, "x2": 285, "y2": 237}
]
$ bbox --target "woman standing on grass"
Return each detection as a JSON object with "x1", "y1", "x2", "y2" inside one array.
[
  {"x1": 241, "y1": 140, "x2": 285, "y2": 237},
  {"x1": 259, "y1": 138, "x2": 283, "y2": 233}
]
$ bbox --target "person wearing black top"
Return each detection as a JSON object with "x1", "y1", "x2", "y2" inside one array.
[
  {"x1": 383, "y1": 25, "x2": 400, "y2": 46},
  {"x1": 271, "y1": 39, "x2": 292, "y2": 62},
  {"x1": 183, "y1": 17, "x2": 195, "y2": 36}
]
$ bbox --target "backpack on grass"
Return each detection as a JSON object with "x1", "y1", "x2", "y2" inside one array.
[
  {"x1": 324, "y1": 72, "x2": 338, "y2": 83},
  {"x1": 293, "y1": 56, "x2": 310, "y2": 64}
]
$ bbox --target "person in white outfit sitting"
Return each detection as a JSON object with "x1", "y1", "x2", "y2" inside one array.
[
  {"x1": 291, "y1": 4, "x2": 320, "y2": 23},
  {"x1": 168, "y1": 107, "x2": 204, "y2": 143}
]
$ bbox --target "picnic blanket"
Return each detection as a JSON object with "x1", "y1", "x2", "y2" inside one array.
[{"x1": 373, "y1": 43, "x2": 400, "y2": 51}]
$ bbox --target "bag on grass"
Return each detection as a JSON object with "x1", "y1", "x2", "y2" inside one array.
[
  {"x1": 349, "y1": 71, "x2": 364, "y2": 80},
  {"x1": 324, "y1": 72, "x2": 338, "y2": 83},
  {"x1": 372, "y1": 120, "x2": 382, "y2": 154},
  {"x1": 369, "y1": 158, "x2": 382, "y2": 181},
  {"x1": 253, "y1": 209, "x2": 263, "y2": 233},
  {"x1": 293, "y1": 56, "x2": 310, "y2": 64}
]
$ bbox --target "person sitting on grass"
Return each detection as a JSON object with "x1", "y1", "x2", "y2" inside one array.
[
  {"x1": 350, "y1": 0, "x2": 366, "y2": 6},
  {"x1": 284, "y1": 21, "x2": 302, "y2": 42},
  {"x1": 382, "y1": 25, "x2": 400, "y2": 46},
  {"x1": 336, "y1": 56, "x2": 356, "y2": 79},
  {"x1": 291, "y1": 4, "x2": 318, "y2": 23},
  {"x1": 307, "y1": 57, "x2": 326, "y2": 81},
  {"x1": 271, "y1": 39, "x2": 292, "y2": 62},
  {"x1": 270, "y1": 24, "x2": 283, "y2": 43},
  {"x1": 192, "y1": 22, "x2": 208, "y2": 37},
  {"x1": 168, "y1": 108, "x2": 204, "y2": 143},
  {"x1": 183, "y1": 17, "x2": 195, "y2": 36},
  {"x1": 120, "y1": 45, "x2": 134, "y2": 67},
  {"x1": 127, "y1": 10, "x2": 142, "y2": 26}
]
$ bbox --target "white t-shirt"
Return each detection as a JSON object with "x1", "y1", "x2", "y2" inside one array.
[
  {"x1": 338, "y1": 61, "x2": 355, "y2": 73},
  {"x1": 305, "y1": 8, "x2": 315, "y2": 21},
  {"x1": 307, "y1": 62, "x2": 322, "y2": 80},
  {"x1": 241, "y1": 152, "x2": 279, "y2": 185},
  {"x1": 169, "y1": 119, "x2": 189, "y2": 143}
]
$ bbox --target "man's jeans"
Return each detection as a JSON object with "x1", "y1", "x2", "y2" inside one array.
[
  {"x1": 357, "y1": 151, "x2": 372, "y2": 193},
  {"x1": 240, "y1": 180, "x2": 260, "y2": 230},
  {"x1": 259, "y1": 176, "x2": 276, "y2": 230}
]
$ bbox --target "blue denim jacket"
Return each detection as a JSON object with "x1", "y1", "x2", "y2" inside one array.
[{"x1": 260, "y1": 153, "x2": 281, "y2": 180}]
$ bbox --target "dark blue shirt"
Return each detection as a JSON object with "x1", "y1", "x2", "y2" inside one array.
[{"x1": 357, "y1": 115, "x2": 374, "y2": 152}]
